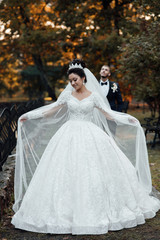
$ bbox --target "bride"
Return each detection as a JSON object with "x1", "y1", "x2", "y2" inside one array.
[{"x1": 11, "y1": 59, "x2": 160, "y2": 235}]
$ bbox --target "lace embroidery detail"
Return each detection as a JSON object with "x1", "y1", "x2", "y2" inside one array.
[
  {"x1": 57, "y1": 91, "x2": 71, "y2": 105},
  {"x1": 67, "y1": 95, "x2": 94, "y2": 121},
  {"x1": 92, "y1": 92, "x2": 110, "y2": 112}
]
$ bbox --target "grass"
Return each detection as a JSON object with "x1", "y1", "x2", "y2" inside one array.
[
  {"x1": 129, "y1": 107, "x2": 160, "y2": 192},
  {"x1": 148, "y1": 146, "x2": 160, "y2": 191},
  {"x1": 127, "y1": 106, "x2": 156, "y2": 122}
]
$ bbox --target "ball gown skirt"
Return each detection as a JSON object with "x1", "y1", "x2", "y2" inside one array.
[{"x1": 11, "y1": 120, "x2": 160, "y2": 235}]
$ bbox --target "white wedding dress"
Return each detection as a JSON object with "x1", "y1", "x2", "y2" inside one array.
[{"x1": 12, "y1": 91, "x2": 160, "y2": 235}]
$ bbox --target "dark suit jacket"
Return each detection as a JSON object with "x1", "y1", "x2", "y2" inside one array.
[{"x1": 101, "y1": 81, "x2": 123, "y2": 112}]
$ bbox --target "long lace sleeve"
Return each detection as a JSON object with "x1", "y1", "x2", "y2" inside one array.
[
  {"x1": 93, "y1": 92, "x2": 139, "y2": 125},
  {"x1": 93, "y1": 92, "x2": 115, "y2": 121},
  {"x1": 42, "y1": 91, "x2": 70, "y2": 118},
  {"x1": 20, "y1": 91, "x2": 70, "y2": 120}
]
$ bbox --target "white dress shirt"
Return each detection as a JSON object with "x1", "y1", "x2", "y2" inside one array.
[{"x1": 100, "y1": 79, "x2": 109, "y2": 98}]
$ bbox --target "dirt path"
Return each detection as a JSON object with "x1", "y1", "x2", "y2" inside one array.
[{"x1": 1, "y1": 210, "x2": 160, "y2": 240}]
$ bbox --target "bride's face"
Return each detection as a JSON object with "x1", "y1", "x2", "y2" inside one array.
[{"x1": 69, "y1": 73, "x2": 85, "y2": 91}]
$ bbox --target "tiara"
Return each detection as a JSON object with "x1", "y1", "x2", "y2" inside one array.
[{"x1": 68, "y1": 63, "x2": 83, "y2": 70}]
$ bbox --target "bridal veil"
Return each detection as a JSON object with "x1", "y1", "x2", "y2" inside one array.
[{"x1": 13, "y1": 67, "x2": 152, "y2": 212}]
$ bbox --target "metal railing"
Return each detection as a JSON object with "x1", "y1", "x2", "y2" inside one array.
[
  {"x1": 142, "y1": 116, "x2": 160, "y2": 147},
  {"x1": 0, "y1": 98, "x2": 44, "y2": 170}
]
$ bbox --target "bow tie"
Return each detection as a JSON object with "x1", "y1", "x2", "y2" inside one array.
[{"x1": 101, "y1": 82, "x2": 108, "y2": 86}]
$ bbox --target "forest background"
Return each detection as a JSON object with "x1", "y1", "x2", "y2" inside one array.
[{"x1": 0, "y1": 0, "x2": 160, "y2": 115}]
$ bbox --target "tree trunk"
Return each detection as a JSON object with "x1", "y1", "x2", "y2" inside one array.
[
  {"x1": 18, "y1": 6, "x2": 57, "y2": 101},
  {"x1": 114, "y1": 0, "x2": 120, "y2": 34},
  {"x1": 102, "y1": 0, "x2": 112, "y2": 9},
  {"x1": 32, "y1": 54, "x2": 57, "y2": 101}
]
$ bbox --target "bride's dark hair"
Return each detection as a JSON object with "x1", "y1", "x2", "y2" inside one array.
[{"x1": 67, "y1": 59, "x2": 87, "y2": 83}]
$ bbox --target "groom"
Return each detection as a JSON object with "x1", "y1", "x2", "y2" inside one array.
[{"x1": 99, "y1": 65, "x2": 123, "y2": 112}]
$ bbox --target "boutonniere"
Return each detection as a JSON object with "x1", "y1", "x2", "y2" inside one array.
[{"x1": 111, "y1": 83, "x2": 118, "y2": 93}]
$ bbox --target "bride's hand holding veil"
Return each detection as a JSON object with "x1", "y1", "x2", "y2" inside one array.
[
  {"x1": 20, "y1": 117, "x2": 27, "y2": 122},
  {"x1": 128, "y1": 117, "x2": 138, "y2": 124}
]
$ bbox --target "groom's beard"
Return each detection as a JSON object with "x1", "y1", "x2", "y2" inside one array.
[{"x1": 101, "y1": 75, "x2": 109, "y2": 79}]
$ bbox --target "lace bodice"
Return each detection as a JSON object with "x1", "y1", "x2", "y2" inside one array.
[
  {"x1": 56, "y1": 91, "x2": 109, "y2": 122},
  {"x1": 67, "y1": 94, "x2": 94, "y2": 121}
]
